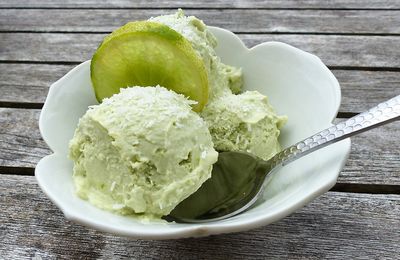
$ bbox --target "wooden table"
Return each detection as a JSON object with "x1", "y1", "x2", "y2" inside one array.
[{"x1": 1, "y1": 1, "x2": 399, "y2": 258}]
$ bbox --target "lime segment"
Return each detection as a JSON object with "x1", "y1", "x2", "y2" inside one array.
[{"x1": 91, "y1": 21, "x2": 208, "y2": 112}]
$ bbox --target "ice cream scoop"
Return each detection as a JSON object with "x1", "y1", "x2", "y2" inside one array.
[
  {"x1": 69, "y1": 86, "x2": 218, "y2": 219},
  {"x1": 168, "y1": 95, "x2": 400, "y2": 223},
  {"x1": 201, "y1": 91, "x2": 287, "y2": 161}
]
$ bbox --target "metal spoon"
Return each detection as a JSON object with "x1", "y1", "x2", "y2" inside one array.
[{"x1": 166, "y1": 95, "x2": 400, "y2": 223}]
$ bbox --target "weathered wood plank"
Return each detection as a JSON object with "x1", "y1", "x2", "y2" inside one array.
[
  {"x1": 333, "y1": 70, "x2": 400, "y2": 112},
  {"x1": 1, "y1": 0, "x2": 399, "y2": 9},
  {"x1": 1, "y1": 175, "x2": 399, "y2": 258},
  {"x1": 0, "y1": 108, "x2": 50, "y2": 167},
  {"x1": 2, "y1": 9, "x2": 400, "y2": 34},
  {"x1": 1, "y1": 108, "x2": 399, "y2": 185},
  {"x1": 1, "y1": 33, "x2": 399, "y2": 68},
  {"x1": 2, "y1": 63, "x2": 400, "y2": 113},
  {"x1": 336, "y1": 120, "x2": 400, "y2": 185},
  {"x1": 0, "y1": 64, "x2": 73, "y2": 104},
  {"x1": 239, "y1": 34, "x2": 400, "y2": 69}
]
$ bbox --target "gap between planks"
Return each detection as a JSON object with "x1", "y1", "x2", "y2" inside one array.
[
  {"x1": 0, "y1": 171, "x2": 400, "y2": 195},
  {"x1": 2, "y1": 61, "x2": 400, "y2": 72},
  {"x1": 2, "y1": 31, "x2": 400, "y2": 37},
  {"x1": 0, "y1": 102, "x2": 43, "y2": 109},
  {"x1": 1, "y1": 0, "x2": 400, "y2": 10},
  {"x1": 1, "y1": 7, "x2": 400, "y2": 10},
  {"x1": 2, "y1": 9, "x2": 400, "y2": 35},
  {"x1": 0, "y1": 102, "x2": 359, "y2": 117}
]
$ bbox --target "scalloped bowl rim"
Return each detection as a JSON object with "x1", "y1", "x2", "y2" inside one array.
[{"x1": 36, "y1": 26, "x2": 351, "y2": 239}]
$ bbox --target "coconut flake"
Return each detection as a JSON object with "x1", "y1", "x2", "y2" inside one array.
[{"x1": 110, "y1": 181, "x2": 116, "y2": 191}]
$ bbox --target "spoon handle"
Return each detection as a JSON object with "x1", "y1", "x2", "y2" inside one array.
[{"x1": 269, "y1": 95, "x2": 400, "y2": 169}]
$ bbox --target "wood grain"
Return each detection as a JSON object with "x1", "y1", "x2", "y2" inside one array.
[
  {"x1": 0, "y1": 64, "x2": 73, "y2": 104},
  {"x1": 0, "y1": 108, "x2": 50, "y2": 167},
  {"x1": 335, "y1": 120, "x2": 400, "y2": 185},
  {"x1": 239, "y1": 34, "x2": 400, "y2": 69},
  {"x1": 2, "y1": 64, "x2": 400, "y2": 113},
  {"x1": 2, "y1": 9, "x2": 400, "y2": 34},
  {"x1": 0, "y1": 108, "x2": 399, "y2": 185},
  {"x1": 1, "y1": 175, "x2": 399, "y2": 259},
  {"x1": 0, "y1": 0, "x2": 399, "y2": 256},
  {"x1": 1, "y1": 0, "x2": 400, "y2": 9},
  {"x1": 333, "y1": 70, "x2": 400, "y2": 112},
  {"x1": 1, "y1": 33, "x2": 399, "y2": 68}
]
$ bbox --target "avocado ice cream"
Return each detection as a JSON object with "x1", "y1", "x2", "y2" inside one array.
[
  {"x1": 202, "y1": 91, "x2": 287, "y2": 160},
  {"x1": 69, "y1": 87, "x2": 218, "y2": 217},
  {"x1": 69, "y1": 10, "x2": 286, "y2": 219}
]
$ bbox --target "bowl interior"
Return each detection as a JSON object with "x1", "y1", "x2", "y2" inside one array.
[{"x1": 36, "y1": 27, "x2": 351, "y2": 239}]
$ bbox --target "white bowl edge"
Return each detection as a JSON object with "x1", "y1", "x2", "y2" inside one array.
[{"x1": 35, "y1": 27, "x2": 352, "y2": 239}]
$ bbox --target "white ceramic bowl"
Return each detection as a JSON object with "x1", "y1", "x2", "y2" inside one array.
[{"x1": 36, "y1": 26, "x2": 351, "y2": 239}]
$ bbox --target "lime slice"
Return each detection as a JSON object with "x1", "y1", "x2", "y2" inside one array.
[{"x1": 90, "y1": 21, "x2": 208, "y2": 111}]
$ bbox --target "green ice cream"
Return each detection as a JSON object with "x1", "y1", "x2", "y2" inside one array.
[
  {"x1": 202, "y1": 91, "x2": 287, "y2": 160},
  {"x1": 69, "y1": 87, "x2": 218, "y2": 217},
  {"x1": 69, "y1": 10, "x2": 286, "y2": 219},
  {"x1": 153, "y1": 10, "x2": 286, "y2": 160}
]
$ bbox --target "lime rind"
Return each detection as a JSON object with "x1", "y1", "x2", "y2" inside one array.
[
  {"x1": 91, "y1": 21, "x2": 208, "y2": 112},
  {"x1": 103, "y1": 21, "x2": 183, "y2": 45}
]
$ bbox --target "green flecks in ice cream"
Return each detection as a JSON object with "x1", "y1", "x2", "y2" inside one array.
[
  {"x1": 69, "y1": 87, "x2": 218, "y2": 218},
  {"x1": 201, "y1": 91, "x2": 287, "y2": 161}
]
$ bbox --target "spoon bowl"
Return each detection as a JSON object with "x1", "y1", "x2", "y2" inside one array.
[{"x1": 167, "y1": 152, "x2": 268, "y2": 222}]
